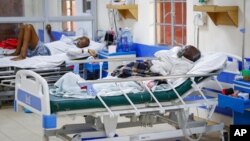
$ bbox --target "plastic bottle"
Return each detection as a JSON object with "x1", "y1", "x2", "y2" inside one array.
[
  {"x1": 116, "y1": 28, "x2": 123, "y2": 52},
  {"x1": 123, "y1": 36, "x2": 129, "y2": 52},
  {"x1": 121, "y1": 28, "x2": 133, "y2": 52},
  {"x1": 244, "y1": 58, "x2": 250, "y2": 70}
]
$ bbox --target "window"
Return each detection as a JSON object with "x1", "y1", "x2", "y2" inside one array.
[
  {"x1": 155, "y1": 0, "x2": 186, "y2": 46},
  {"x1": 61, "y1": 0, "x2": 92, "y2": 32},
  {"x1": 62, "y1": 0, "x2": 76, "y2": 31}
]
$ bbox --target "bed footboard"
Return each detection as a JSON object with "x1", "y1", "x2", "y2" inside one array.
[{"x1": 15, "y1": 70, "x2": 51, "y2": 116}]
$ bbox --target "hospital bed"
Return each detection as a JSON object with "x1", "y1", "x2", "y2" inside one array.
[
  {"x1": 0, "y1": 64, "x2": 71, "y2": 108},
  {"x1": 14, "y1": 50, "x2": 236, "y2": 141},
  {"x1": 0, "y1": 39, "x2": 105, "y2": 108}
]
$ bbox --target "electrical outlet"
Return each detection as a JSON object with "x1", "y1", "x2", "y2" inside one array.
[{"x1": 194, "y1": 12, "x2": 206, "y2": 26}]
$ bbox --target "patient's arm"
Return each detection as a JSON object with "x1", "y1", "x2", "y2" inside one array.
[
  {"x1": 46, "y1": 24, "x2": 56, "y2": 42},
  {"x1": 88, "y1": 49, "x2": 97, "y2": 58}
]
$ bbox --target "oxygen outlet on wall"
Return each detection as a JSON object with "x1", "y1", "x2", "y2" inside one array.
[{"x1": 194, "y1": 12, "x2": 206, "y2": 26}]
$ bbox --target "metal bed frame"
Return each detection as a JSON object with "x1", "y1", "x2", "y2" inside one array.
[
  {"x1": 0, "y1": 64, "x2": 74, "y2": 108},
  {"x1": 14, "y1": 56, "x2": 228, "y2": 141}
]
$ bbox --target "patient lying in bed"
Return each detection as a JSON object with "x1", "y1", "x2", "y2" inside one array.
[
  {"x1": 111, "y1": 45, "x2": 201, "y2": 79},
  {"x1": 5, "y1": 24, "x2": 97, "y2": 61}
]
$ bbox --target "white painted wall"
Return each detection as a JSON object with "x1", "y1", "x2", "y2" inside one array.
[
  {"x1": 97, "y1": 0, "x2": 250, "y2": 57},
  {"x1": 187, "y1": 0, "x2": 249, "y2": 57},
  {"x1": 24, "y1": 0, "x2": 42, "y2": 17}
]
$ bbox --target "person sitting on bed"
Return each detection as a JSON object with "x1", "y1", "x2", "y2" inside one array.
[
  {"x1": 6, "y1": 24, "x2": 96, "y2": 61},
  {"x1": 111, "y1": 45, "x2": 201, "y2": 79}
]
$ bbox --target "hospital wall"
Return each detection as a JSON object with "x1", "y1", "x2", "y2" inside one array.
[
  {"x1": 97, "y1": 0, "x2": 250, "y2": 57},
  {"x1": 187, "y1": 0, "x2": 250, "y2": 57}
]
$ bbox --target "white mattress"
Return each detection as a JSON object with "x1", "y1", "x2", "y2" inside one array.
[{"x1": 0, "y1": 53, "x2": 69, "y2": 68}]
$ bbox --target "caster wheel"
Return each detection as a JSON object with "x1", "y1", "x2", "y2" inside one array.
[{"x1": 220, "y1": 131, "x2": 229, "y2": 141}]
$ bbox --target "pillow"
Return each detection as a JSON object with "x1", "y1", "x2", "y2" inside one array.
[{"x1": 187, "y1": 52, "x2": 227, "y2": 75}]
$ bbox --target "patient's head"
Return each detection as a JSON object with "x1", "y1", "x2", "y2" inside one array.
[
  {"x1": 177, "y1": 45, "x2": 201, "y2": 62},
  {"x1": 75, "y1": 36, "x2": 90, "y2": 48}
]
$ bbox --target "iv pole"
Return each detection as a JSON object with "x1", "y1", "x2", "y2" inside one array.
[{"x1": 242, "y1": 0, "x2": 246, "y2": 69}]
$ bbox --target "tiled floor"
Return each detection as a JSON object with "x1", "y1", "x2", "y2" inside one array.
[{"x1": 0, "y1": 106, "x2": 223, "y2": 141}]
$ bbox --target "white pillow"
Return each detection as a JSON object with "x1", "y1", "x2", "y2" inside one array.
[{"x1": 187, "y1": 53, "x2": 227, "y2": 75}]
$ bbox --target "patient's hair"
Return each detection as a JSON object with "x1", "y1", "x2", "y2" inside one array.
[
  {"x1": 74, "y1": 36, "x2": 90, "y2": 48},
  {"x1": 177, "y1": 45, "x2": 201, "y2": 62}
]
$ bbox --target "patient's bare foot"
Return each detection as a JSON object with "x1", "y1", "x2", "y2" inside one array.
[
  {"x1": 46, "y1": 24, "x2": 52, "y2": 34},
  {"x1": 11, "y1": 55, "x2": 25, "y2": 61},
  {"x1": 46, "y1": 24, "x2": 56, "y2": 41}
]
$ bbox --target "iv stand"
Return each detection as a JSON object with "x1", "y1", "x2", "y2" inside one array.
[{"x1": 241, "y1": 0, "x2": 246, "y2": 69}]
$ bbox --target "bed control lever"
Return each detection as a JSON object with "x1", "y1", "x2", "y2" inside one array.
[
  {"x1": 142, "y1": 81, "x2": 165, "y2": 114},
  {"x1": 168, "y1": 80, "x2": 186, "y2": 105},
  {"x1": 190, "y1": 77, "x2": 208, "y2": 103},
  {"x1": 117, "y1": 82, "x2": 140, "y2": 116}
]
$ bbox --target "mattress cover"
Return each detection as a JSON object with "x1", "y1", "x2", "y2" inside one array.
[{"x1": 49, "y1": 78, "x2": 204, "y2": 113}]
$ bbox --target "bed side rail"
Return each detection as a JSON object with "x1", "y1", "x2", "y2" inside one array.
[
  {"x1": 15, "y1": 70, "x2": 51, "y2": 115},
  {"x1": 66, "y1": 57, "x2": 158, "y2": 65},
  {"x1": 78, "y1": 73, "x2": 218, "y2": 84},
  {"x1": 78, "y1": 73, "x2": 218, "y2": 117}
]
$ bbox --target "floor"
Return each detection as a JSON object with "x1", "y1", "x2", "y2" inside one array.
[{"x1": 0, "y1": 104, "x2": 223, "y2": 141}]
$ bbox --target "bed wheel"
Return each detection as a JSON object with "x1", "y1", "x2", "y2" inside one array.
[
  {"x1": 220, "y1": 131, "x2": 229, "y2": 141},
  {"x1": 188, "y1": 133, "x2": 201, "y2": 140}
]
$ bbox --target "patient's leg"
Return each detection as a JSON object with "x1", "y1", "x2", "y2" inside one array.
[
  {"x1": 6, "y1": 24, "x2": 25, "y2": 56},
  {"x1": 11, "y1": 24, "x2": 39, "y2": 60}
]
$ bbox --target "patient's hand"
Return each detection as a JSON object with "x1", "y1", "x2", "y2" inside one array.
[
  {"x1": 88, "y1": 49, "x2": 97, "y2": 58},
  {"x1": 11, "y1": 55, "x2": 25, "y2": 61}
]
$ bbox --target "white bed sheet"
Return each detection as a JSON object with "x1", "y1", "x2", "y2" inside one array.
[{"x1": 0, "y1": 53, "x2": 69, "y2": 68}]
